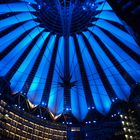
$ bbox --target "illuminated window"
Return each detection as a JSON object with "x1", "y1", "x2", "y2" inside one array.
[{"x1": 71, "y1": 127, "x2": 80, "y2": 132}]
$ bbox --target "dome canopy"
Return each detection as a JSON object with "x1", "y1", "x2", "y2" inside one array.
[{"x1": 0, "y1": 0, "x2": 140, "y2": 121}]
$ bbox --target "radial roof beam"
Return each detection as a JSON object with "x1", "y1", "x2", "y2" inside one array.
[
  {"x1": 41, "y1": 36, "x2": 59, "y2": 106},
  {"x1": 73, "y1": 35, "x2": 94, "y2": 108},
  {"x1": 88, "y1": 30, "x2": 136, "y2": 87},
  {"x1": 5, "y1": 31, "x2": 43, "y2": 81},
  {"x1": 21, "y1": 34, "x2": 51, "y2": 94},
  {"x1": 81, "y1": 33, "x2": 116, "y2": 100}
]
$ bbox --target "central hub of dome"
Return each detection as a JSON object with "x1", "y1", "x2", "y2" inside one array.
[
  {"x1": 59, "y1": 0, "x2": 86, "y2": 6},
  {"x1": 35, "y1": 0, "x2": 99, "y2": 35},
  {"x1": 59, "y1": 0, "x2": 74, "y2": 7}
]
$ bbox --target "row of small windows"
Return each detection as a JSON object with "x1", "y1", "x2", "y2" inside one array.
[{"x1": 0, "y1": 100, "x2": 67, "y2": 140}]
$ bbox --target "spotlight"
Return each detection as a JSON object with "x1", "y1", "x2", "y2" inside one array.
[
  {"x1": 124, "y1": 116, "x2": 127, "y2": 119},
  {"x1": 41, "y1": 102, "x2": 46, "y2": 106},
  {"x1": 121, "y1": 121, "x2": 124, "y2": 125},
  {"x1": 123, "y1": 128, "x2": 126, "y2": 131},
  {"x1": 118, "y1": 112, "x2": 120, "y2": 115},
  {"x1": 23, "y1": 92, "x2": 27, "y2": 96},
  {"x1": 5, "y1": 114, "x2": 9, "y2": 117},
  {"x1": 38, "y1": 5, "x2": 41, "y2": 9},
  {"x1": 125, "y1": 135, "x2": 128, "y2": 138},
  {"x1": 82, "y1": 6, "x2": 86, "y2": 10},
  {"x1": 92, "y1": 106, "x2": 95, "y2": 109},
  {"x1": 112, "y1": 99, "x2": 115, "y2": 102}
]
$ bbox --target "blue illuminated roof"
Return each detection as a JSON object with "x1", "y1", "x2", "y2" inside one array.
[{"x1": 0, "y1": 0, "x2": 140, "y2": 121}]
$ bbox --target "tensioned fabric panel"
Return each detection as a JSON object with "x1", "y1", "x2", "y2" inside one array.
[{"x1": 0, "y1": 0, "x2": 140, "y2": 121}]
